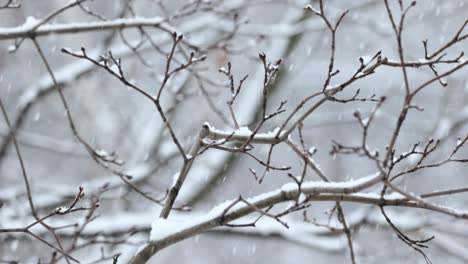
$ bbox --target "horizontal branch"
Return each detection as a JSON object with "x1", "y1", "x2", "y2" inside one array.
[
  {"x1": 204, "y1": 124, "x2": 285, "y2": 144},
  {"x1": 130, "y1": 172, "x2": 383, "y2": 263},
  {"x1": 130, "y1": 167, "x2": 468, "y2": 263},
  {"x1": 0, "y1": 17, "x2": 167, "y2": 40}
]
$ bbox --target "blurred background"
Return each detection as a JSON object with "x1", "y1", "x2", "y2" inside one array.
[{"x1": 0, "y1": 0, "x2": 467, "y2": 263}]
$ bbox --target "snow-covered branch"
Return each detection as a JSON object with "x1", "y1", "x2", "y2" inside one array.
[
  {"x1": 0, "y1": 17, "x2": 168, "y2": 40},
  {"x1": 1, "y1": 1, "x2": 467, "y2": 263}
]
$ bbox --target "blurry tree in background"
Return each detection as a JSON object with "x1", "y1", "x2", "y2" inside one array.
[{"x1": 0, "y1": 0, "x2": 467, "y2": 263}]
